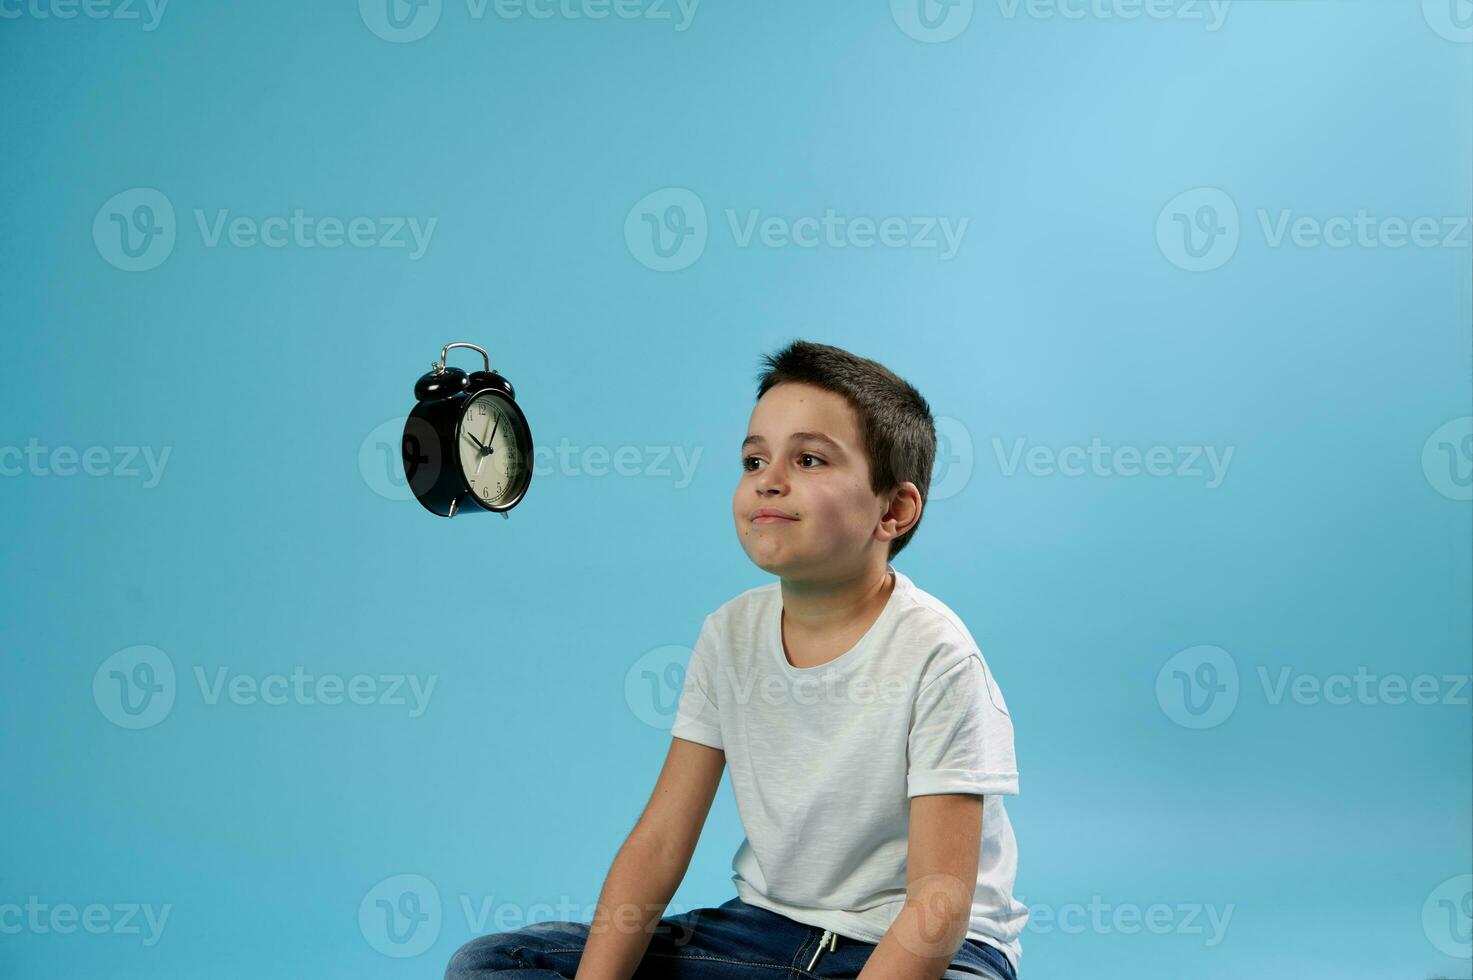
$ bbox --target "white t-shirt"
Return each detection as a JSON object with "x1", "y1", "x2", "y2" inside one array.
[{"x1": 670, "y1": 565, "x2": 1028, "y2": 972}]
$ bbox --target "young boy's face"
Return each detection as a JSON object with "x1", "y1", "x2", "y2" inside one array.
[{"x1": 733, "y1": 382, "x2": 892, "y2": 580}]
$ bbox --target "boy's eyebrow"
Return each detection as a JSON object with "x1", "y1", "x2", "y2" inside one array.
[{"x1": 742, "y1": 432, "x2": 846, "y2": 455}]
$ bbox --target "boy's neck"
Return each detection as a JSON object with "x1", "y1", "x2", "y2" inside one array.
[{"x1": 778, "y1": 562, "x2": 895, "y2": 639}]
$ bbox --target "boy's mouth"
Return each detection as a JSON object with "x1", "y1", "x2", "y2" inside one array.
[{"x1": 750, "y1": 508, "x2": 798, "y2": 524}]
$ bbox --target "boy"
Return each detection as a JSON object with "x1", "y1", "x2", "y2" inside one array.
[{"x1": 446, "y1": 340, "x2": 1027, "y2": 979}]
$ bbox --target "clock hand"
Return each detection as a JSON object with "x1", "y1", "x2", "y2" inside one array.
[
  {"x1": 483, "y1": 414, "x2": 498, "y2": 451},
  {"x1": 463, "y1": 430, "x2": 487, "y2": 453}
]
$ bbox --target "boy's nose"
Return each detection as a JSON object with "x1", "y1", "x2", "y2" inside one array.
[{"x1": 756, "y1": 460, "x2": 789, "y2": 491}]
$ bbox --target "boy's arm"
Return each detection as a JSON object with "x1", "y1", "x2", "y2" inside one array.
[
  {"x1": 575, "y1": 736, "x2": 726, "y2": 980},
  {"x1": 857, "y1": 792, "x2": 982, "y2": 980}
]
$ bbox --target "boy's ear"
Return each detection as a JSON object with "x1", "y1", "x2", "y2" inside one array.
[{"x1": 879, "y1": 482, "x2": 923, "y2": 540}]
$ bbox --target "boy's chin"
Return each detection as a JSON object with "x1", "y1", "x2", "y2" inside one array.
[
  {"x1": 740, "y1": 544, "x2": 795, "y2": 577},
  {"x1": 745, "y1": 554, "x2": 785, "y2": 576}
]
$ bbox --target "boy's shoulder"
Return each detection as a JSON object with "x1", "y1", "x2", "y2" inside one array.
[
  {"x1": 898, "y1": 573, "x2": 982, "y2": 649},
  {"x1": 891, "y1": 572, "x2": 991, "y2": 683}
]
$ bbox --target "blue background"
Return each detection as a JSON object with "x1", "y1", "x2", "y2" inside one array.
[{"x1": 1, "y1": 1, "x2": 1470, "y2": 977}]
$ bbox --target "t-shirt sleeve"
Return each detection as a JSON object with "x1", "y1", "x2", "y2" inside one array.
[
  {"x1": 669, "y1": 614, "x2": 723, "y2": 751},
  {"x1": 906, "y1": 652, "x2": 1019, "y2": 798}
]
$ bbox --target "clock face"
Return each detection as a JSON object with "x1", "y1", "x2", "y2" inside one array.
[{"x1": 456, "y1": 392, "x2": 527, "y2": 508}]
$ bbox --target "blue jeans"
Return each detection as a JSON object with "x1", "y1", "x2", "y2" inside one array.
[{"x1": 444, "y1": 895, "x2": 1017, "y2": 980}]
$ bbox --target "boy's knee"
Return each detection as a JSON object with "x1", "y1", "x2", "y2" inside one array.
[
  {"x1": 443, "y1": 932, "x2": 519, "y2": 979},
  {"x1": 444, "y1": 921, "x2": 588, "y2": 979}
]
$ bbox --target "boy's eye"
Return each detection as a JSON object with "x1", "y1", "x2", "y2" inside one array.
[{"x1": 742, "y1": 454, "x2": 824, "y2": 471}]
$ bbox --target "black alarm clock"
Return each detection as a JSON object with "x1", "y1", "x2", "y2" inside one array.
[{"x1": 401, "y1": 342, "x2": 534, "y2": 518}]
